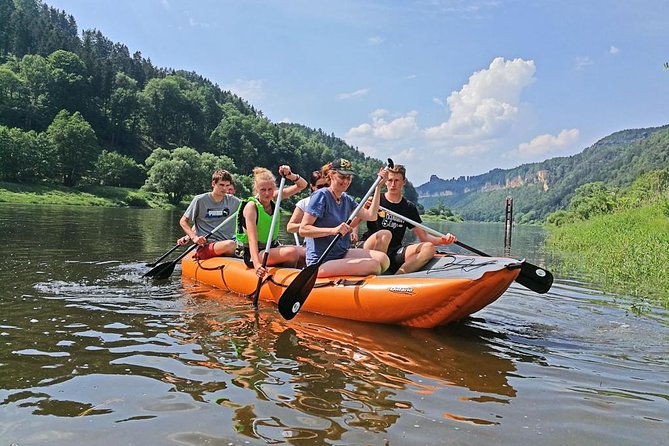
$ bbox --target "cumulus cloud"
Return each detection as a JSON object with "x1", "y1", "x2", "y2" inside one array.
[
  {"x1": 345, "y1": 109, "x2": 418, "y2": 141},
  {"x1": 609, "y1": 46, "x2": 620, "y2": 55},
  {"x1": 337, "y1": 88, "x2": 369, "y2": 100},
  {"x1": 343, "y1": 57, "x2": 550, "y2": 184},
  {"x1": 513, "y1": 129, "x2": 581, "y2": 158},
  {"x1": 424, "y1": 57, "x2": 536, "y2": 142}
]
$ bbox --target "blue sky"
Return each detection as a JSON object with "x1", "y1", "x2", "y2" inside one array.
[{"x1": 44, "y1": 0, "x2": 668, "y2": 185}]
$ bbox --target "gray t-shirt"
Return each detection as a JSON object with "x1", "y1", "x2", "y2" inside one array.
[{"x1": 183, "y1": 193, "x2": 240, "y2": 242}]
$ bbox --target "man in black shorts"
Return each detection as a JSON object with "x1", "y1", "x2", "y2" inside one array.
[{"x1": 361, "y1": 165, "x2": 457, "y2": 274}]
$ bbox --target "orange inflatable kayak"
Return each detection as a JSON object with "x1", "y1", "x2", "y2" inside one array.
[{"x1": 181, "y1": 253, "x2": 522, "y2": 328}]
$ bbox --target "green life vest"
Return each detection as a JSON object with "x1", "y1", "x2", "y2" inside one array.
[{"x1": 235, "y1": 196, "x2": 280, "y2": 246}]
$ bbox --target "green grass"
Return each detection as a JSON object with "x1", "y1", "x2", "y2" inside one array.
[
  {"x1": 547, "y1": 204, "x2": 669, "y2": 305},
  {"x1": 0, "y1": 181, "x2": 178, "y2": 209}
]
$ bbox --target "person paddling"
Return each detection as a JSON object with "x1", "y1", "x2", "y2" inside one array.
[
  {"x1": 179, "y1": 169, "x2": 241, "y2": 260},
  {"x1": 299, "y1": 158, "x2": 390, "y2": 277},
  {"x1": 361, "y1": 164, "x2": 456, "y2": 274},
  {"x1": 236, "y1": 165, "x2": 307, "y2": 279}
]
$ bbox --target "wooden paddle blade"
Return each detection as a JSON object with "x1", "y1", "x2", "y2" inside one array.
[
  {"x1": 278, "y1": 264, "x2": 319, "y2": 320},
  {"x1": 143, "y1": 260, "x2": 176, "y2": 279},
  {"x1": 515, "y1": 261, "x2": 554, "y2": 294}
]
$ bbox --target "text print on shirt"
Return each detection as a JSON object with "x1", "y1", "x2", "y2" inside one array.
[
  {"x1": 206, "y1": 208, "x2": 231, "y2": 219},
  {"x1": 380, "y1": 212, "x2": 404, "y2": 230}
]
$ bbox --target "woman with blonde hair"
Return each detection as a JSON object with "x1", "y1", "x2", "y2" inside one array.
[{"x1": 236, "y1": 165, "x2": 307, "y2": 278}]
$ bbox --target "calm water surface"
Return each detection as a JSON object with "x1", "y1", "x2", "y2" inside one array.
[{"x1": 0, "y1": 204, "x2": 667, "y2": 445}]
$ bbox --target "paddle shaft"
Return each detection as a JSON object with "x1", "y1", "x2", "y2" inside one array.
[
  {"x1": 252, "y1": 176, "x2": 287, "y2": 307},
  {"x1": 146, "y1": 243, "x2": 181, "y2": 267},
  {"x1": 378, "y1": 205, "x2": 553, "y2": 294},
  {"x1": 144, "y1": 211, "x2": 238, "y2": 279}
]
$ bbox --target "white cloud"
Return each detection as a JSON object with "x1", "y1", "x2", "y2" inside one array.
[
  {"x1": 337, "y1": 88, "x2": 369, "y2": 100},
  {"x1": 343, "y1": 57, "x2": 550, "y2": 184},
  {"x1": 425, "y1": 57, "x2": 536, "y2": 142},
  {"x1": 368, "y1": 36, "x2": 384, "y2": 45},
  {"x1": 609, "y1": 46, "x2": 620, "y2": 55},
  {"x1": 225, "y1": 79, "x2": 264, "y2": 103},
  {"x1": 513, "y1": 129, "x2": 581, "y2": 158},
  {"x1": 345, "y1": 109, "x2": 418, "y2": 141},
  {"x1": 574, "y1": 56, "x2": 593, "y2": 70}
]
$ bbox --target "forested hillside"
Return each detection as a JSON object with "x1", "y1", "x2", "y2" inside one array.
[
  {"x1": 0, "y1": 0, "x2": 387, "y2": 203},
  {"x1": 417, "y1": 126, "x2": 669, "y2": 222}
]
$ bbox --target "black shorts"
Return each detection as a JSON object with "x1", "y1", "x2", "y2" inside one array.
[
  {"x1": 385, "y1": 246, "x2": 407, "y2": 275},
  {"x1": 239, "y1": 241, "x2": 280, "y2": 269}
]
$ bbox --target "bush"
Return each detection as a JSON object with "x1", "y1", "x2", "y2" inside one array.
[{"x1": 124, "y1": 192, "x2": 150, "y2": 208}]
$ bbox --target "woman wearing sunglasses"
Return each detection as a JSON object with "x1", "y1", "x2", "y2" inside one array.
[{"x1": 286, "y1": 164, "x2": 331, "y2": 236}]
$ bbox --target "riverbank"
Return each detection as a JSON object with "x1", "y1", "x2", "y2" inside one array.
[
  {"x1": 0, "y1": 181, "x2": 177, "y2": 209},
  {"x1": 546, "y1": 203, "x2": 669, "y2": 306}
]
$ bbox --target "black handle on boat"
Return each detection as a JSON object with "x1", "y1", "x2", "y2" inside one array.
[
  {"x1": 378, "y1": 206, "x2": 553, "y2": 294},
  {"x1": 252, "y1": 175, "x2": 287, "y2": 308},
  {"x1": 278, "y1": 159, "x2": 394, "y2": 320},
  {"x1": 143, "y1": 211, "x2": 238, "y2": 280}
]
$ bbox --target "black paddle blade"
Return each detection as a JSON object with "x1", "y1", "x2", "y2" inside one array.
[
  {"x1": 278, "y1": 264, "x2": 319, "y2": 320},
  {"x1": 516, "y1": 261, "x2": 554, "y2": 294},
  {"x1": 143, "y1": 260, "x2": 177, "y2": 280}
]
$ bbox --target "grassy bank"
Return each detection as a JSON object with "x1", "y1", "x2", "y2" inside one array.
[
  {"x1": 547, "y1": 204, "x2": 669, "y2": 305},
  {"x1": 0, "y1": 182, "x2": 178, "y2": 209}
]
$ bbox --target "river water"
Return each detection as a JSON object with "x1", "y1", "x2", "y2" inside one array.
[{"x1": 0, "y1": 204, "x2": 667, "y2": 445}]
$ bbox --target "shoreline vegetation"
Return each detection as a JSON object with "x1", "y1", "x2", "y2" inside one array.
[
  {"x1": 547, "y1": 204, "x2": 669, "y2": 307},
  {"x1": 0, "y1": 181, "x2": 178, "y2": 209},
  {"x1": 545, "y1": 169, "x2": 669, "y2": 306}
]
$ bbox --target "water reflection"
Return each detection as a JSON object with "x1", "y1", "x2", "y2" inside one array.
[{"x1": 168, "y1": 282, "x2": 520, "y2": 442}]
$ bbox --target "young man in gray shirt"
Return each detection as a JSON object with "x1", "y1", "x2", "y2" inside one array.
[{"x1": 180, "y1": 169, "x2": 241, "y2": 260}]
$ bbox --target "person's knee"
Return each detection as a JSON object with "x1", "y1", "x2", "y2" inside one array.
[
  {"x1": 377, "y1": 253, "x2": 390, "y2": 274},
  {"x1": 364, "y1": 230, "x2": 391, "y2": 252},
  {"x1": 214, "y1": 240, "x2": 236, "y2": 256},
  {"x1": 419, "y1": 242, "x2": 436, "y2": 259}
]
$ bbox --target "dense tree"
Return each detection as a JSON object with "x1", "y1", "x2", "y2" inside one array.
[
  {"x1": 47, "y1": 49, "x2": 89, "y2": 116},
  {"x1": 144, "y1": 147, "x2": 235, "y2": 203},
  {"x1": 92, "y1": 150, "x2": 145, "y2": 188},
  {"x1": 0, "y1": 124, "x2": 53, "y2": 182},
  {"x1": 46, "y1": 109, "x2": 99, "y2": 186},
  {"x1": 0, "y1": 0, "x2": 407, "y2": 211},
  {"x1": 108, "y1": 72, "x2": 141, "y2": 149}
]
